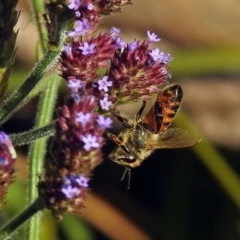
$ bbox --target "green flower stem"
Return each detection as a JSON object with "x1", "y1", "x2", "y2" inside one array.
[
  {"x1": 29, "y1": 0, "x2": 48, "y2": 52},
  {"x1": 26, "y1": 75, "x2": 61, "y2": 240},
  {"x1": 0, "y1": 198, "x2": 44, "y2": 240},
  {"x1": 0, "y1": 45, "x2": 63, "y2": 125},
  {"x1": 10, "y1": 122, "x2": 56, "y2": 146},
  {"x1": 0, "y1": 3, "x2": 75, "y2": 120},
  {"x1": 175, "y1": 110, "x2": 240, "y2": 211},
  {"x1": 7, "y1": 66, "x2": 60, "y2": 124},
  {"x1": 0, "y1": 2, "x2": 75, "y2": 124}
]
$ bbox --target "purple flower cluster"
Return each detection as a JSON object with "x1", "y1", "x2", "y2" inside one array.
[
  {"x1": 40, "y1": 0, "x2": 173, "y2": 219},
  {"x1": 61, "y1": 29, "x2": 172, "y2": 108},
  {"x1": 38, "y1": 90, "x2": 112, "y2": 219},
  {"x1": 61, "y1": 29, "x2": 122, "y2": 111},
  {"x1": 0, "y1": 132, "x2": 16, "y2": 210},
  {"x1": 61, "y1": 175, "x2": 89, "y2": 199},
  {"x1": 65, "y1": 0, "x2": 132, "y2": 38}
]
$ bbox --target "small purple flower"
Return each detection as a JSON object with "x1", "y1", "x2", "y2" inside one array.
[
  {"x1": 75, "y1": 112, "x2": 92, "y2": 124},
  {"x1": 67, "y1": 29, "x2": 80, "y2": 38},
  {"x1": 100, "y1": 95, "x2": 112, "y2": 110},
  {"x1": 87, "y1": 3, "x2": 94, "y2": 10},
  {"x1": 114, "y1": 37, "x2": 126, "y2": 48},
  {"x1": 128, "y1": 40, "x2": 138, "y2": 51},
  {"x1": 81, "y1": 134, "x2": 100, "y2": 151},
  {"x1": 75, "y1": 11, "x2": 81, "y2": 17},
  {"x1": 147, "y1": 31, "x2": 161, "y2": 43},
  {"x1": 68, "y1": 0, "x2": 81, "y2": 10},
  {"x1": 0, "y1": 132, "x2": 11, "y2": 144},
  {"x1": 149, "y1": 48, "x2": 172, "y2": 63},
  {"x1": 76, "y1": 176, "x2": 89, "y2": 187},
  {"x1": 68, "y1": 79, "x2": 82, "y2": 91},
  {"x1": 64, "y1": 44, "x2": 72, "y2": 55},
  {"x1": 149, "y1": 48, "x2": 160, "y2": 61},
  {"x1": 0, "y1": 157, "x2": 8, "y2": 166},
  {"x1": 110, "y1": 27, "x2": 121, "y2": 36},
  {"x1": 79, "y1": 42, "x2": 96, "y2": 55},
  {"x1": 63, "y1": 177, "x2": 71, "y2": 185},
  {"x1": 71, "y1": 92, "x2": 81, "y2": 102},
  {"x1": 75, "y1": 19, "x2": 91, "y2": 36},
  {"x1": 97, "y1": 115, "x2": 113, "y2": 128},
  {"x1": 98, "y1": 76, "x2": 113, "y2": 92},
  {"x1": 159, "y1": 53, "x2": 172, "y2": 64},
  {"x1": 61, "y1": 185, "x2": 81, "y2": 199},
  {"x1": 0, "y1": 132, "x2": 16, "y2": 159}
]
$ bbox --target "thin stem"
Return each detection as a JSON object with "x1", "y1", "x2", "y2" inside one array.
[
  {"x1": 0, "y1": 198, "x2": 44, "y2": 240},
  {"x1": 0, "y1": 2, "x2": 73, "y2": 125},
  {"x1": 26, "y1": 76, "x2": 61, "y2": 240},
  {"x1": 6, "y1": 66, "x2": 60, "y2": 123},
  {"x1": 10, "y1": 122, "x2": 56, "y2": 146},
  {"x1": 175, "y1": 110, "x2": 240, "y2": 211},
  {"x1": 0, "y1": 44, "x2": 63, "y2": 124},
  {"x1": 29, "y1": 0, "x2": 48, "y2": 52}
]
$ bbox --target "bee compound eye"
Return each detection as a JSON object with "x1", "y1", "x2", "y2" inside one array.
[{"x1": 118, "y1": 155, "x2": 136, "y2": 163}]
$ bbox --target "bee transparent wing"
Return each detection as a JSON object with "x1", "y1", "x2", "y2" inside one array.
[{"x1": 148, "y1": 127, "x2": 201, "y2": 150}]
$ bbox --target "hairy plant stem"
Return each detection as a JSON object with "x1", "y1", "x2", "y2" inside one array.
[
  {"x1": 25, "y1": 75, "x2": 61, "y2": 240},
  {"x1": 0, "y1": 198, "x2": 44, "y2": 240},
  {"x1": 29, "y1": 0, "x2": 48, "y2": 52},
  {"x1": 0, "y1": 2, "x2": 75, "y2": 123},
  {"x1": 0, "y1": 51, "x2": 60, "y2": 124},
  {"x1": 10, "y1": 122, "x2": 56, "y2": 146}
]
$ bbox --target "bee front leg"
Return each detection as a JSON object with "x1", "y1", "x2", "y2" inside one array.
[
  {"x1": 110, "y1": 109, "x2": 133, "y2": 129},
  {"x1": 105, "y1": 131, "x2": 130, "y2": 153},
  {"x1": 105, "y1": 131, "x2": 122, "y2": 145}
]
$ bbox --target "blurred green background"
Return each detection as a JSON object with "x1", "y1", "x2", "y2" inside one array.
[{"x1": 1, "y1": 0, "x2": 240, "y2": 239}]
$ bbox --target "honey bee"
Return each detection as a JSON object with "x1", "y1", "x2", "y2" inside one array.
[{"x1": 106, "y1": 83, "x2": 200, "y2": 186}]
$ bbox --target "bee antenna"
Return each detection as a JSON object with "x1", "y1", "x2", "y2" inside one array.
[{"x1": 120, "y1": 168, "x2": 131, "y2": 189}]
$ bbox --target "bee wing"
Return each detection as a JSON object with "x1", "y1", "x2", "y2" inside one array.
[
  {"x1": 148, "y1": 127, "x2": 201, "y2": 150},
  {"x1": 141, "y1": 83, "x2": 183, "y2": 133}
]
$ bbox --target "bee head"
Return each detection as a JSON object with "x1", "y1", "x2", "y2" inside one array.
[{"x1": 108, "y1": 146, "x2": 137, "y2": 167}]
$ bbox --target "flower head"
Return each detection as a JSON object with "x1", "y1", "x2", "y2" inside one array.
[
  {"x1": 110, "y1": 27, "x2": 121, "y2": 36},
  {"x1": 75, "y1": 112, "x2": 92, "y2": 124},
  {"x1": 67, "y1": 79, "x2": 83, "y2": 92},
  {"x1": 61, "y1": 185, "x2": 81, "y2": 199},
  {"x1": 81, "y1": 134, "x2": 100, "y2": 151},
  {"x1": 38, "y1": 90, "x2": 112, "y2": 219},
  {"x1": 61, "y1": 32, "x2": 121, "y2": 89},
  {"x1": 100, "y1": 95, "x2": 113, "y2": 110},
  {"x1": 74, "y1": 19, "x2": 91, "y2": 36},
  {"x1": 147, "y1": 31, "x2": 161, "y2": 43},
  {"x1": 98, "y1": 76, "x2": 113, "y2": 92},
  {"x1": 79, "y1": 42, "x2": 96, "y2": 55},
  {"x1": 76, "y1": 175, "x2": 89, "y2": 187},
  {"x1": 0, "y1": 132, "x2": 16, "y2": 210},
  {"x1": 97, "y1": 115, "x2": 113, "y2": 128},
  {"x1": 68, "y1": 0, "x2": 82, "y2": 10},
  {"x1": 107, "y1": 40, "x2": 170, "y2": 103},
  {"x1": 149, "y1": 48, "x2": 172, "y2": 64},
  {"x1": 128, "y1": 40, "x2": 138, "y2": 51}
]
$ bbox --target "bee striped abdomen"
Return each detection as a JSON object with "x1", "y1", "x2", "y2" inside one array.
[{"x1": 158, "y1": 84, "x2": 183, "y2": 132}]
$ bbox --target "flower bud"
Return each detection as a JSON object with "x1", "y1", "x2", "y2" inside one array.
[{"x1": 0, "y1": 132, "x2": 16, "y2": 210}]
